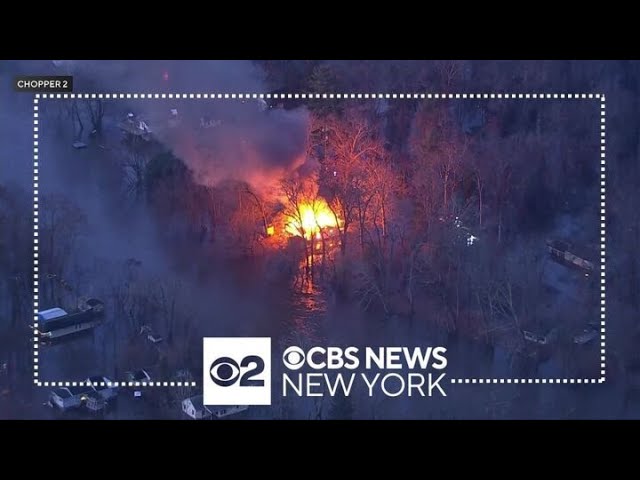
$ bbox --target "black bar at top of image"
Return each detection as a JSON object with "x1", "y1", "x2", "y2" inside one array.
[{"x1": 14, "y1": 76, "x2": 73, "y2": 93}]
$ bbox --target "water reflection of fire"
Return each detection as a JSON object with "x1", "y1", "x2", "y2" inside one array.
[{"x1": 285, "y1": 197, "x2": 339, "y2": 240}]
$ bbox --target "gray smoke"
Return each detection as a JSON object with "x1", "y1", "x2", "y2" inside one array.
[
  {"x1": 0, "y1": 60, "x2": 311, "y2": 273},
  {"x1": 54, "y1": 60, "x2": 311, "y2": 195}
]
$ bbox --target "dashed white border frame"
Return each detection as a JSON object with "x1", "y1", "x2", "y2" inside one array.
[{"x1": 33, "y1": 92, "x2": 606, "y2": 388}]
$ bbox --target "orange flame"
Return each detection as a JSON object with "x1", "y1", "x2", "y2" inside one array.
[{"x1": 285, "y1": 197, "x2": 338, "y2": 240}]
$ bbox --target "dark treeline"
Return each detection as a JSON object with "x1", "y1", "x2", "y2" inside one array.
[{"x1": 1, "y1": 60, "x2": 638, "y2": 418}]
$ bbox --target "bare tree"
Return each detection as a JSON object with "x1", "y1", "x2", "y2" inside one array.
[
  {"x1": 244, "y1": 186, "x2": 269, "y2": 237},
  {"x1": 0, "y1": 185, "x2": 32, "y2": 327},
  {"x1": 84, "y1": 99, "x2": 105, "y2": 135},
  {"x1": 280, "y1": 172, "x2": 319, "y2": 278},
  {"x1": 409, "y1": 103, "x2": 468, "y2": 219},
  {"x1": 122, "y1": 148, "x2": 149, "y2": 200},
  {"x1": 475, "y1": 169, "x2": 485, "y2": 228},
  {"x1": 436, "y1": 60, "x2": 463, "y2": 89},
  {"x1": 69, "y1": 100, "x2": 84, "y2": 143},
  {"x1": 316, "y1": 110, "x2": 385, "y2": 255},
  {"x1": 39, "y1": 194, "x2": 87, "y2": 306}
]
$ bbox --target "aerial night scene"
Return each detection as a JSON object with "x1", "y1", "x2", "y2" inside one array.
[{"x1": 0, "y1": 60, "x2": 635, "y2": 420}]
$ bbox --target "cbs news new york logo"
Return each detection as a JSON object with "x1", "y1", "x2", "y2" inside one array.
[
  {"x1": 203, "y1": 338, "x2": 448, "y2": 405},
  {"x1": 203, "y1": 338, "x2": 272, "y2": 405}
]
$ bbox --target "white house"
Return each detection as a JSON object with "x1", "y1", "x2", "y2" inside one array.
[
  {"x1": 83, "y1": 391, "x2": 106, "y2": 413},
  {"x1": 182, "y1": 395, "x2": 249, "y2": 420},
  {"x1": 210, "y1": 405, "x2": 248, "y2": 419},
  {"x1": 49, "y1": 386, "x2": 93, "y2": 410},
  {"x1": 182, "y1": 395, "x2": 212, "y2": 420}
]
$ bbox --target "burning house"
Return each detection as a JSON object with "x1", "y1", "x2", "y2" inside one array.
[{"x1": 283, "y1": 197, "x2": 342, "y2": 253}]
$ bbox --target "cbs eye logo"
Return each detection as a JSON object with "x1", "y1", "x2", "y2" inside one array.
[
  {"x1": 203, "y1": 337, "x2": 271, "y2": 406},
  {"x1": 282, "y1": 346, "x2": 306, "y2": 370},
  {"x1": 209, "y1": 355, "x2": 265, "y2": 387}
]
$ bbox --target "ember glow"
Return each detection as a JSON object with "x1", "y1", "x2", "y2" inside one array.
[{"x1": 285, "y1": 197, "x2": 338, "y2": 240}]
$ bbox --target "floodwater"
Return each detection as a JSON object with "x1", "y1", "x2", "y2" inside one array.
[
  {"x1": 9, "y1": 100, "x2": 629, "y2": 420},
  {"x1": 9, "y1": 244, "x2": 633, "y2": 419},
  {"x1": 23, "y1": 208, "x2": 620, "y2": 419}
]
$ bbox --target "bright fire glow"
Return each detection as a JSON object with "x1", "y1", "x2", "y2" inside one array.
[{"x1": 285, "y1": 198, "x2": 338, "y2": 240}]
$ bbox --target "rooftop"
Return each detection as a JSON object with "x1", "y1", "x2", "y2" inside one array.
[
  {"x1": 87, "y1": 376, "x2": 113, "y2": 389},
  {"x1": 37, "y1": 308, "x2": 68, "y2": 322},
  {"x1": 547, "y1": 238, "x2": 596, "y2": 261},
  {"x1": 53, "y1": 388, "x2": 72, "y2": 399},
  {"x1": 186, "y1": 395, "x2": 206, "y2": 411},
  {"x1": 85, "y1": 391, "x2": 103, "y2": 401},
  {"x1": 67, "y1": 386, "x2": 94, "y2": 396},
  {"x1": 129, "y1": 370, "x2": 150, "y2": 381}
]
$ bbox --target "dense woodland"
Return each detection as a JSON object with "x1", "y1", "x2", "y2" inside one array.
[{"x1": 1, "y1": 60, "x2": 639, "y2": 419}]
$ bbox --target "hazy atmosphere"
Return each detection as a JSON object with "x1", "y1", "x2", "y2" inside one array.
[{"x1": 0, "y1": 60, "x2": 638, "y2": 419}]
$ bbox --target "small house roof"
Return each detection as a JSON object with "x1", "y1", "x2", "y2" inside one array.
[
  {"x1": 87, "y1": 375, "x2": 113, "y2": 389},
  {"x1": 85, "y1": 391, "x2": 103, "y2": 401},
  {"x1": 37, "y1": 308, "x2": 68, "y2": 322},
  {"x1": 68, "y1": 385, "x2": 94, "y2": 396},
  {"x1": 185, "y1": 395, "x2": 211, "y2": 413},
  {"x1": 130, "y1": 370, "x2": 150, "y2": 381},
  {"x1": 53, "y1": 388, "x2": 72, "y2": 399}
]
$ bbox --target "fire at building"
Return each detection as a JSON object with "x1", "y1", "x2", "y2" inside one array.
[{"x1": 264, "y1": 197, "x2": 342, "y2": 255}]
